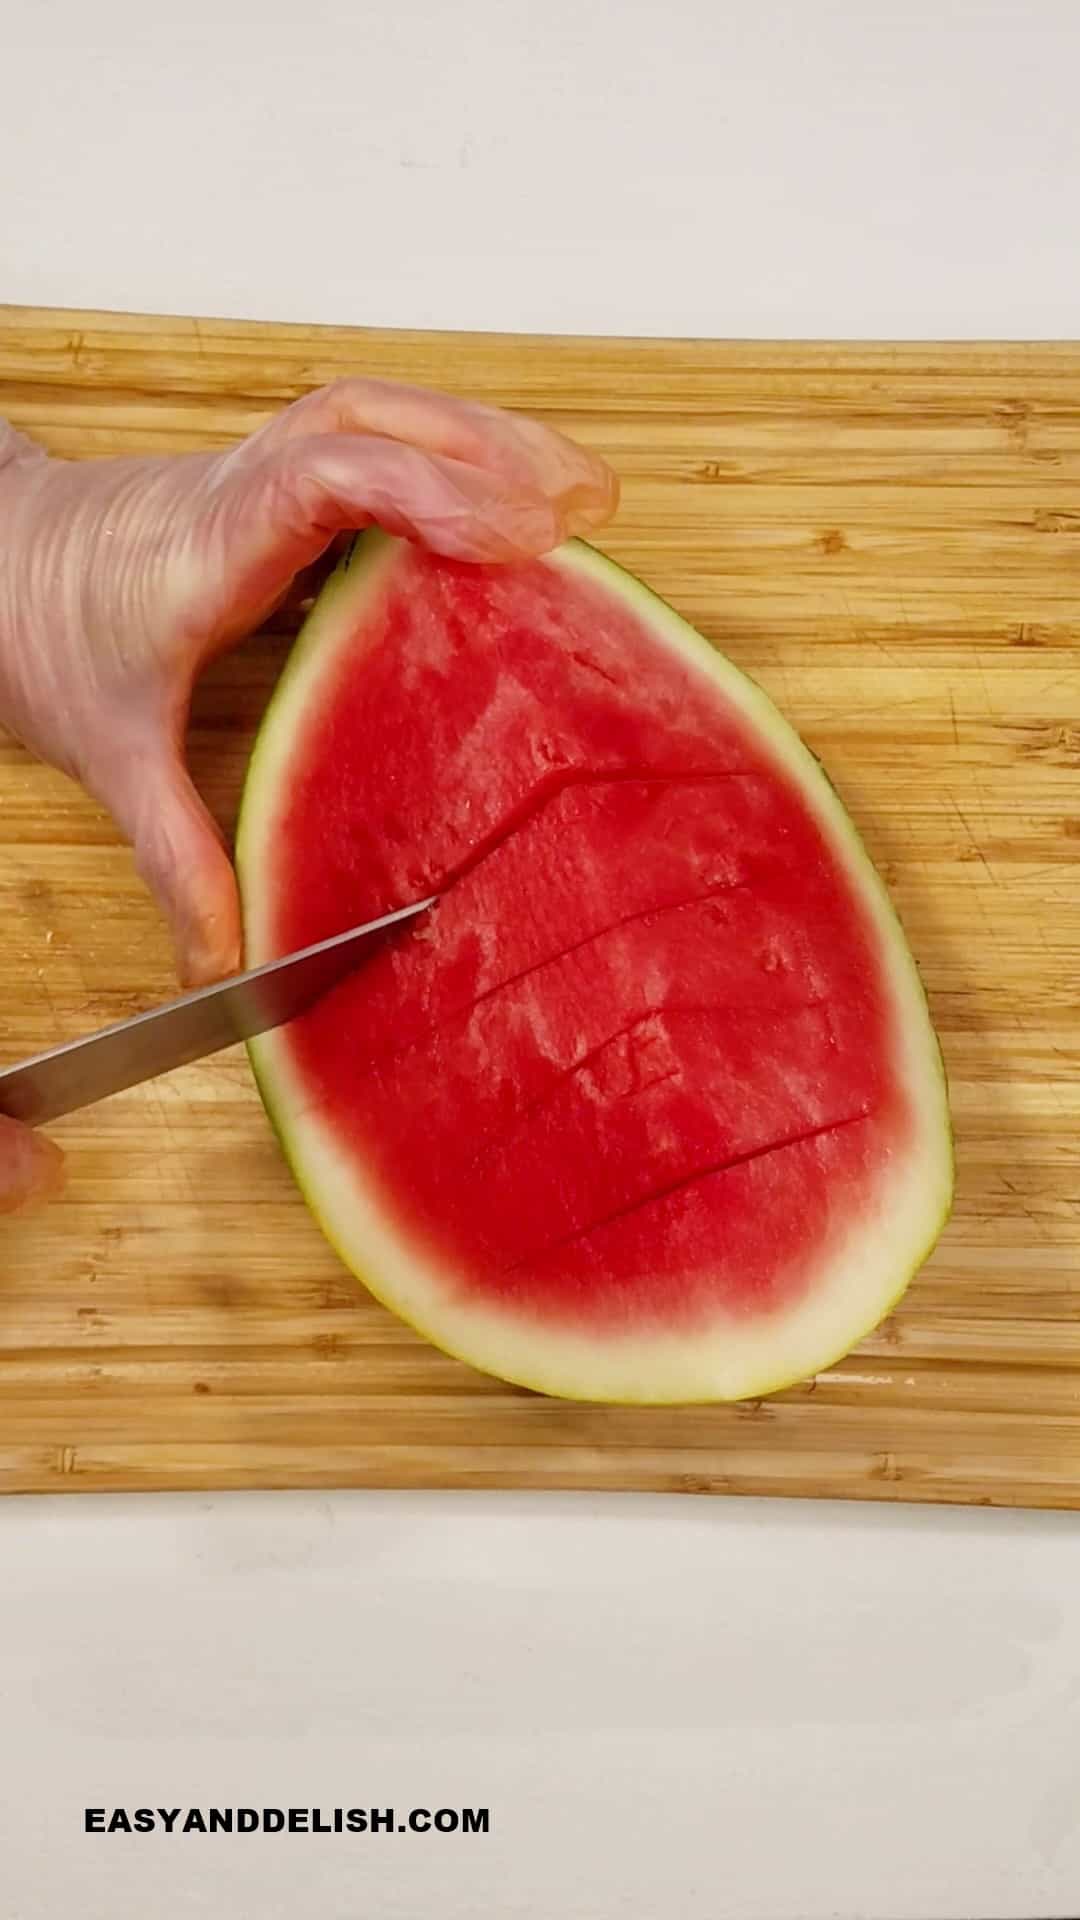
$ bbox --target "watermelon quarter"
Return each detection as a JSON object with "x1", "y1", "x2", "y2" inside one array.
[{"x1": 236, "y1": 532, "x2": 952, "y2": 1402}]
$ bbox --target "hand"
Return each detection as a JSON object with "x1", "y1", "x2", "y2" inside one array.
[
  {"x1": 0, "y1": 379, "x2": 619, "y2": 1209},
  {"x1": 0, "y1": 1114, "x2": 64, "y2": 1216}
]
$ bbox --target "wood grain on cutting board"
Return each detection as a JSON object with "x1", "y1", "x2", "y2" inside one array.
[{"x1": 0, "y1": 306, "x2": 1078, "y2": 1506}]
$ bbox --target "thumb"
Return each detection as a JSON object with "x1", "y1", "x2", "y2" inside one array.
[
  {"x1": 109, "y1": 744, "x2": 242, "y2": 989},
  {"x1": 0, "y1": 1115, "x2": 64, "y2": 1214}
]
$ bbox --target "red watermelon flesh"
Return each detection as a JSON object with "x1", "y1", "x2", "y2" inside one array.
[{"x1": 238, "y1": 532, "x2": 951, "y2": 1401}]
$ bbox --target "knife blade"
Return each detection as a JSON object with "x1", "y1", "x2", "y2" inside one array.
[{"x1": 0, "y1": 896, "x2": 436, "y2": 1128}]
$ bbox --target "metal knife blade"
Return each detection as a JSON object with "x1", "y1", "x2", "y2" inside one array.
[{"x1": 0, "y1": 896, "x2": 436, "y2": 1128}]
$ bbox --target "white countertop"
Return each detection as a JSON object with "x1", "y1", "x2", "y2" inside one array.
[{"x1": 3, "y1": 3, "x2": 1079, "y2": 1915}]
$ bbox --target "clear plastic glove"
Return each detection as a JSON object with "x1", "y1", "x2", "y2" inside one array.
[{"x1": 0, "y1": 379, "x2": 619, "y2": 1210}]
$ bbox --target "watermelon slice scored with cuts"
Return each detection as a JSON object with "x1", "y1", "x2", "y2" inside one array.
[{"x1": 236, "y1": 532, "x2": 952, "y2": 1402}]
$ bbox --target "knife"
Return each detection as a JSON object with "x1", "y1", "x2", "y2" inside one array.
[{"x1": 0, "y1": 896, "x2": 436, "y2": 1129}]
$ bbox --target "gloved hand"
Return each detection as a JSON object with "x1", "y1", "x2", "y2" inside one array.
[{"x1": 0, "y1": 379, "x2": 619, "y2": 1210}]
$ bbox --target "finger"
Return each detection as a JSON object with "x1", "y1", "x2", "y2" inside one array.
[
  {"x1": 217, "y1": 429, "x2": 611, "y2": 640},
  {"x1": 272, "y1": 431, "x2": 569, "y2": 556},
  {"x1": 229, "y1": 377, "x2": 619, "y2": 533},
  {"x1": 103, "y1": 745, "x2": 242, "y2": 988},
  {"x1": 0, "y1": 1115, "x2": 64, "y2": 1215}
]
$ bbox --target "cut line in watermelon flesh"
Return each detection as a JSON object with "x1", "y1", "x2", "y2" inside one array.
[{"x1": 237, "y1": 532, "x2": 951, "y2": 1402}]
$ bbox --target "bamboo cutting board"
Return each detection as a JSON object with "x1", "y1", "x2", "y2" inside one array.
[{"x1": 1, "y1": 307, "x2": 1078, "y2": 1507}]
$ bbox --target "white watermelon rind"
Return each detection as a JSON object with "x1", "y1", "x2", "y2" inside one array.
[{"x1": 236, "y1": 532, "x2": 953, "y2": 1404}]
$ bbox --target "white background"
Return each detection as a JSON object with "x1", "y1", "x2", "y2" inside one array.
[{"x1": 3, "y1": 2, "x2": 1080, "y2": 1915}]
